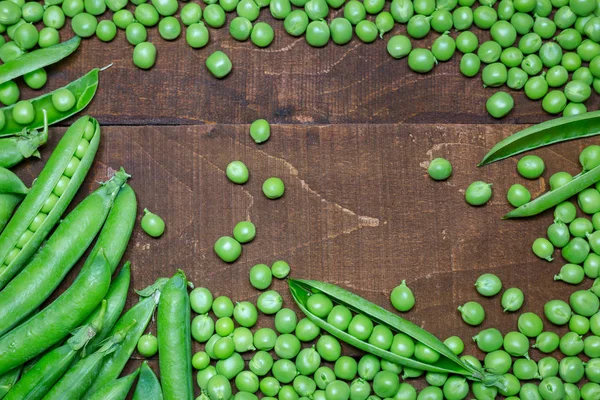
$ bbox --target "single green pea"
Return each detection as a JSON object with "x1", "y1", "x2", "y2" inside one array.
[
  {"x1": 12, "y1": 100, "x2": 35, "y2": 125},
  {"x1": 491, "y1": 20, "x2": 517, "y2": 47},
  {"x1": 0, "y1": 81, "x2": 19, "y2": 107},
  {"x1": 251, "y1": 22, "x2": 274, "y2": 47},
  {"x1": 220, "y1": 0, "x2": 239, "y2": 12},
  {"x1": 126, "y1": 22, "x2": 147, "y2": 45},
  {"x1": 113, "y1": 9, "x2": 133, "y2": 29},
  {"x1": 84, "y1": 0, "x2": 106, "y2": 15},
  {"x1": 262, "y1": 177, "x2": 285, "y2": 199},
  {"x1": 570, "y1": 314, "x2": 591, "y2": 335},
  {"x1": 475, "y1": 273, "x2": 502, "y2": 297},
  {"x1": 43, "y1": 5, "x2": 65, "y2": 29},
  {"x1": 214, "y1": 236, "x2": 242, "y2": 262},
  {"x1": 249, "y1": 264, "x2": 272, "y2": 290},
  {"x1": 23, "y1": 68, "x2": 47, "y2": 90},
  {"x1": 460, "y1": 53, "x2": 481, "y2": 77},
  {"x1": 187, "y1": 23, "x2": 210, "y2": 49},
  {"x1": 190, "y1": 287, "x2": 213, "y2": 314},
  {"x1": 473, "y1": 328, "x2": 503, "y2": 353},
  {"x1": 232, "y1": 221, "x2": 255, "y2": 244},
  {"x1": 511, "y1": 12, "x2": 534, "y2": 34},
  {"x1": 387, "y1": 35, "x2": 412, "y2": 59},
  {"x1": 13, "y1": 22, "x2": 37, "y2": 50},
  {"x1": 502, "y1": 287, "x2": 524, "y2": 312},
  {"x1": 482, "y1": 63, "x2": 508, "y2": 87},
  {"x1": 556, "y1": 28, "x2": 583, "y2": 51},
  {"x1": 51, "y1": 88, "x2": 76, "y2": 112},
  {"x1": 577, "y1": 39, "x2": 600, "y2": 62},
  {"x1": 473, "y1": 6, "x2": 497, "y2": 29},
  {"x1": 465, "y1": 181, "x2": 492, "y2": 205},
  {"x1": 507, "y1": 67, "x2": 528, "y2": 89},
  {"x1": 158, "y1": 16, "x2": 181, "y2": 40},
  {"x1": 181, "y1": 2, "x2": 202, "y2": 25},
  {"x1": 226, "y1": 160, "x2": 249, "y2": 184},
  {"x1": 458, "y1": 301, "x2": 485, "y2": 325},
  {"x1": 257, "y1": 290, "x2": 284, "y2": 315},
  {"x1": 534, "y1": 16, "x2": 556, "y2": 38},
  {"x1": 506, "y1": 183, "x2": 531, "y2": 207},
  {"x1": 503, "y1": 331, "x2": 530, "y2": 357},
  {"x1": 407, "y1": 14, "x2": 430, "y2": 39},
  {"x1": 534, "y1": 331, "x2": 560, "y2": 353},
  {"x1": 539, "y1": 42, "x2": 563, "y2": 67},
  {"x1": 543, "y1": 90, "x2": 568, "y2": 115},
  {"x1": 430, "y1": 9, "x2": 452, "y2": 33},
  {"x1": 513, "y1": 359, "x2": 540, "y2": 380},
  {"x1": 426, "y1": 371, "x2": 448, "y2": 387},
  {"x1": 484, "y1": 350, "x2": 512, "y2": 375},
  {"x1": 206, "y1": 51, "x2": 232, "y2": 79},
  {"x1": 500, "y1": 47, "x2": 523, "y2": 67},
  {"x1": 71, "y1": 12, "x2": 97, "y2": 37},
  {"x1": 203, "y1": 4, "x2": 226, "y2": 28},
  {"x1": 253, "y1": 328, "x2": 277, "y2": 351},
  {"x1": 538, "y1": 358, "x2": 560, "y2": 380},
  {"x1": 431, "y1": 34, "x2": 455, "y2": 61},
  {"x1": 229, "y1": 17, "x2": 252, "y2": 41},
  {"x1": 544, "y1": 299, "x2": 572, "y2": 325},
  {"x1": 135, "y1": 4, "x2": 159, "y2": 26},
  {"x1": 546, "y1": 65, "x2": 569, "y2": 88},
  {"x1": 427, "y1": 158, "x2": 452, "y2": 180},
  {"x1": 478, "y1": 40, "x2": 502, "y2": 63},
  {"x1": 456, "y1": 31, "x2": 478, "y2": 53},
  {"x1": 305, "y1": 20, "x2": 330, "y2": 47},
  {"x1": 284, "y1": 10, "x2": 309, "y2": 37},
  {"x1": 560, "y1": 331, "x2": 585, "y2": 356},
  {"x1": 532, "y1": 237, "x2": 554, "y2": 261},
  {"x1": 344, "y1": 0, "x2": 366, "y2": 25},
  {"x1": 272, "y1": 260, "x2": 290, "y2": 279},
  {"x1": 564, "y1": 80, "x2": 592, "y2": 103},
  {"x1": 38, "y1": 27, "x2": 60, "y2": 48},
  {"x1": 95, "y1": 19, "x2": 116, "y2": 42},
  {"x1": 562, "y1": 237, "x2": 591, "y2": 264},
  {"x1": 316, "y1": 335, "x2": 342, "y2": 362},
  {"x1": 452, "y1": 6, "x2": 474, "y2": 30},
  {"x1": 517, "y1": 155, "x2": 545, "y2": 179},
  {"x1": 522, "y1": 54, "x2": 543, "y2": 75}
]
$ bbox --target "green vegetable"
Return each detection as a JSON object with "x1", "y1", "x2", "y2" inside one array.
[
  {"x1": 0, "y1": 167, "x2": 27, "y2": 232},
  {"x1": 141, "y1": 208, "x2": 165, "y2": 237},
  {"x1": 85, "y1": 368, "x2": 140, "y2": 400},
  {"x1": 250, "y1": 263, "x2": 272, "y2": 289},
  {"x1": 132, "y1": 361, "x2": 162, "y2": 400},
  {"x1": 214, "y1": 236, "x2": 242, "y2": 262},
  {"x1": 501, "y1": 287, "x2": 524, "y2": 312},
  {"x1": 250, "y1": 119, "x2": 270, "y2": 143},
  {"x1": 251, "y1": 22, "x2": 274, "y2": 47},
  {"x1": 0, "y1": 250, "x2": 111, "y2": 375},
  {"x1": 133, "y1": 42, "x2": 156, "y2": 70},
  {"x1": 458, "y1": 301, "x2": 485, "y2": 325},
  {"x1": 137, "y1": 333, "x2": 158, "y2": 357},
  {"x1": 263, "y1": 177, "x2": 285, "y2": 199},
  {"x1": 272, "y1": 260, "x2": 290, "y2": 279},
  {"x1": 390, "y1": 280, "x2": 415, "y2": 312},
  {"x1": 288, "y1": 279, "x2": 500, "y2": 384},
  {"x1": 465, "y1": 181, "x2": 492, "y2": 206},
  {"x1": 233, "y1": 221, "x2": 256, "y2": 243},
  {"x1": 427, "y1": 158, "x2": 452, "y2": 181},
  {"x1": 505, "y1": 163, "x2": 600, "y2": 218},
  {"x1": 206, "y1": 50, "x2": 232, "y2": 79},
  {"x1": 190, "y1": 287, "x2": 213, "y2": 314},
  {"x1": 0, "y1": 36, "x2": 80, "y2": 86}
]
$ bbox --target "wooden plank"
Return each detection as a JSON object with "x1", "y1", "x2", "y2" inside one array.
[
  {"x1": 12, "y1": 123, "x2": 589, "y2": 393},
  {"x1": 17, "y1": 18, "x2": 582, "y2": 127}
]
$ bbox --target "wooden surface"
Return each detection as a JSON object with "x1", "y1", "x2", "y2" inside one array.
[{"x1": 11, "y1": 8, "x2": 600, "y2": 395}]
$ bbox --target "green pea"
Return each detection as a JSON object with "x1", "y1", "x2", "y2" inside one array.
[
  {"x1": 270, "y1": 0, "x2": 291, "y2": 19},
  {"x1": 390, "y1": 280, "x2": 415, "y2": 311},
  {"x1": 506, "y1": 183, "x2": 531, "y2": 207},
  {"x1": 474, "y1": 328, "x2": 503, "y2": 352},
  {"x1": 473, "y1": 6, "x2": 497, "y2": 29},
  {"x1": 500, "y1": 47, "x2": 523, "y2": 67},
  {"x1": 564, "y1": 80, "x2": 592, "y2": 103},
  {"x1": 51, "y1": 88, "x2": 76, "y2": 112},
  {"x1": 560, "y1": 331, "x2": 584, "y2": 356},
  {"x1": 427, "y1": 158, "x2": 452, "y2": 180},
  {"x1": 96, "y1": 20, "x2": 116, "y2": 42},
  {"x1": 225, "y1": 160, "x2": 249, "y2": 184},
  {"x1": 260, "y1": 377, "x2": 280, "y2": 396},
  {"x1": 262, "y1": 177, "x2": 285, "y2": 199},
  {"x1": 284, "y1": 10, "x2": 309, "y2": 37},
  {"x1": 458, "y1": 301, "x2": 485, "y2": 325},
  {"x1": 23, "y1": 68, "x2": 47, "y2": 90},
  {"x1": 534, "y1": 331, "x2": 560, "y2": 353},
  {"x1": 126, "y1": 22, "x2": 147, "y2": 45},
  {"x1": 482, "y1": 63, "x2": 508, "y2": 87},
  {"x1": 502, "y1": 287, "x2": 524, "y2": 312},
  {"x1": 478, "y1": 40, "x2": 502, "y2": 63},
  {"x1": 578, "y1": 39, "x2": 600, "y2": 62},
  {"x1": 0, "y1": 0, "x2": 21, "y2": 25},
  {"x1": 249, "y1": 119, "x2": 270, "y2": 143},
  {"x1": 368, "y1": 325, "x2": 394, "y2": 350},
  {"x1": 513, "y1": 359, "x2": 540, "y2": 380},
  {"x1": 305, "y1": 20, "x2": 330, "y2": 47},
  {"x1": 253, "y1": 328, "x2": 277, "y2": 351},
  {"x1": 563, "y1": 237, "x2": 591, "y2": 264},
  {"x1": 38, "y1": 27, "x2": 60, "y2": 48},
  {"x1": 229, "y1": 17, "x2": 252, "y2": 41},
  {"x1": 408, "y1": 48, "x2": 436, "y2": 73},
  {"x1": 113, "y1": 9, "x2": 134, "y2": 29},
  {"x1": 372, "y1": 371, "x2": 399, "y2": 398},
  {"x1": 158, "y1": 16, "x2": 181, "y2": 40},
  {"x1": 13, "y1": 22, "x2": 37, "y2": 50},
  {"x1": 572, "y1": 0, "x2": 596, "y2": 16},
  {"x1": 506, "y1": 67, "x2": 528, "y2": 89},
  {"x1": 257, "y1": 290, "x2": 283, "y2": 315},
  {"x1": 534, "y1": 17, "x2": 556, "y2": 38},
  {"x1": 474, "y1": 273, "x2": 502, "y2": 297},
  {"x1": 316, "y1": 335, "x2": 341, "y2": 362},
  {"x1": 452, "y1": 6, "x2": 473, "y2": 30},
  {"x1": 511, "y1": 11, "x2": 534, "y2": 34},
  {"x1": 456, "y1": 31, "x2": 478, "y2": 53},
  {"x1": 426, "y1": 372, "x2": 448, "y2": 387},
  {"x1": 71, "y1": 12, "x2": 97, "y2": 37},
  {"x1": 570, "y1": 314, "x2": 591, "y2": 335},
  {"x1": 407, "y1": 15, "x2": 430, "y2": 39},
  {"x1": 314, "y1": 366, "x2": 336, "y2": 390},
  {"x1": 191, "y1": 315, "x2": 215, "y2": 343},
  {"x1": 484, "y1": 350, "x2": 512, "y2": 374},
  {"x1": 460, "y1": 53, "x2": 481, "y2": 77},
  {"x1": 181, "y1": 2, "x2": 202, "y2": 25},
  {"x1": 387, "y1": 35, "x2": 412, "y2": 59},
  {"x1": 206, "y1": 50, "x2": 232, "y2": 78},
  {"x1": 471, "y1": 382, "x2": 498, "y2": 400},
  {"x1": 464, "y1": 181, "x2": 492, "y2": 205},
  {"x1": 344, "y1": 0, "x2": 365, "y2": 25},
  {"x1": 544, "y1": 299, "x2": 572, "y2": 325},
  {"x1": 220, "y1": 0, "x2": 239, "y2": 12},
  {"x1": 490, "y1": 20, "x2": 516, "y2": 47},
  {"x1": 430, "y1": 9, "x2": 452, "y2": 33},
  {"x1": 203, "y1": 4, "x2": 226, "y2": 28},
  {"x1": 251, "y1": 22, "x2": 274, "y2": 47},
  {"x1": 431, "y1": 34, "x2": 455, "y2": 61},
  {"x1": 43, "y1": 5, "x2": 65, "y2": 29},
  {"x1": 12, "y1": 100, "x2": 35, "y2": 125},
  {"x1": 84, "y1": 0, "x2": 105, "y2": 15},
  {"x1": 543, "y1": 90, "x2": 568, "y2": 115},
  {"x1": 190, "y1": 287, "x2": 213, "y2": 314},
  {"x1": 135, "y1": 4, "x2": 159, "y2": 27}
]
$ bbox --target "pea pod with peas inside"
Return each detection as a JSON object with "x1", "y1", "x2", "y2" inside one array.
[
  {"x1": 0, "y1": 109, "x2": 48, "y2": 168},
  {"x1": 0, "y1": 115, "x2": 100, "y2": 290},
  {"x1": 288, "y1": 279, "x2": 502, "y2": 386},
  {"x1": 42, "y1": 320, "x2": 135, "y2": 400},
  {"x1": 0, "y1": 166, "x2": 27, "y2": 233},
  {"x1": 0, "y1": 249, "x2": 111, "y2": 375},
  {"x1": 480, "y1": 109, "x2": 600, "y2": 165},
  {"x1": 157, "y1": 270, "x2": 194, "y2": 400},
  {"x1": 4, "y1": 301, "x2": 107, "y2": 400},
  {"x1": 0, "y1": 167, "x2": 129, "y2": 336},
  {"x1": 0, "y1": 37, "x2": 81, "y2": 86},
  {"x1": 504, "y1": 163, "x2": 600, "y2": 218},
  {"x1": 0, "y1": 367, "x2": 21, "y2": 399},
  {"x1": 132, "y1": 361, "x2": 163, "y2": 400},
  {"x1": 82, "y1": 277, "x2": 167, "y2": 397},
  {"x1": 84, "y1": 368, "x2": 140, "y2": 400},
  {"x1": 0, "y1": 68, "x2": 99, "y2": 137}
]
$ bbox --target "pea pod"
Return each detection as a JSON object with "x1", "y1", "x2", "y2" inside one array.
[
  {"x1": 0, "y1": 37, "x2": 80, "y2": 86},
  {"x1": 4, "y1": 301, "x2": 107, "y2": 400},
  {"x1": 0, "y1": 167, "x2": 27, "y2": 233},
  {"x1": 480, "y1": 110, "x2": 600, "y2": 165},
  {"x1": 0, "y1": 368, "x2": 21, "y2": 399},
  {"x1": 0, "y1": 168, "x2": 129, "y2": 336},
  {"x1": 157, "y1": 270, "x2": 194, "y2": 400},
  {"x1": 0, "y1": 109, "x2": 48, "y2": 168},
  {"x1": 289, "y1": 279, "x2": 501, "y2": 386},
  {"x1": 0, "y1": 249, "x2": 111, "y2": 375},
  {"x1": 0, "y1": 69, "x2": 99, "y2": 137},
  {"x1": 0, "y1": 115, "x2": 100, "y2": 289},
  {"x1": 85, "y1": 368, "x2": 140, "y2": 400},
  {"x1": 42, "y1": 320, "x2": 135, "y2": 400},
  {"x1": 132, "y1": 362, "x2": 163, "y2": 400},
  {"x1": 82, "y1": 277, "x2": 166, "y2": 397},
  {"x1": 504, "y1": 164, "x2": 600, "y2": 218}
]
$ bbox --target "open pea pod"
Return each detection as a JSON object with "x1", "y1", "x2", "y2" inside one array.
[
  {"x1": 0, "y1": 37, "x2": 81, "y2": 86},
  {"x1": 289, "y1": 279, "x2": 500, "y2": 385},
  {"x1": 0, "y1": 68, "x2": 99, "y2": 137},
  {"x1": 504, "y1": 163, "x2": 600, "y2": 218},
  {"x1": 480, "y1": 110, "x2": 600, "y2": 166}
]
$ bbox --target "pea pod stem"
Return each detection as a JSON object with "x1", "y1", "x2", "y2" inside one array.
[
  {"x1": 0, "y1": 249, "x2": 111, "y2": 375},
  {"x1": 0, "y1": 37, "x2": 81, "y2": 86},
  {"x1": 504, "y1": 164, "x2": 600, "y2": 218},
  {"x1": 289, "y1": 279, "x2": 501, "y2": 386},
  {"x1": 132, "y1": 361, "x2": 163, "y2": 400},
  {"x1": 0, "y1": 168, "x2": 129, "y2": 336},
  {"x1": 0, "y1": 109, "x2": 48, "y2": 168},
  {"x1": 480, "y1": 110, "x2": 600, "y2": 165},
  {"x1": 4, "y1": 301, "x2": 107, "y2": 400},
  {"x1": 0, "y1": 69, "x2": 99, "y2": 137}
]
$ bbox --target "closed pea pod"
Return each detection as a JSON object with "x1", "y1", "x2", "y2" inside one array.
[
  {"x1": 0, "y1": 168, "x2": 129, "y2": 337},
  {"x1": 4, "y1": 300, "x2": 107, "y2": 400},
  {"x1": 82, "y1": 278, "x2": 166, "y2": 397},
  {"x1": 157, "y1": 271, "x2": 193, "y2": 400},
  {"x1": 132, "y1": 361, "x2": 162, "y2": 400},
  {"x1": 0, "y1": 249, "x2": 111, "y2": 375},
  {"x1": 84, "y1": 368, "x2": 140, "y2": 400}
]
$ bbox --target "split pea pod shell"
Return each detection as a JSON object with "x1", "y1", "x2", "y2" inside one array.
[
  {"x1": 0, "y1": 168, "x2": 129, "y2": 336},
  {"x1": 84, "y1": 368, "x2": 140, "y2": 400},
  {"x1": 157, "y1": 270, "x2": 194, "y2": 400},
  {"x1": 4, "y1": 301, "x2": 107, "y2": 400},
  {"x1": 0, "y1": 249, "x2": 111, "y2": 375},
  {"x1": 42, "y1": 320, "x2": 134, "y2": 400},
  {"x1": 0, "y1": 167, "x2": 27, "y2": 233},
  {"x1": 132, "y1": 361, "x2": 163, "y2": 400},
  {"x1": 480, "y1": 109, "x2": 600, "y2": 165},
  {"x1": 0, "y1": 115, "x2": 100, "y2": 289},
  {"x1": 504, "y1": 164, "x2": 600, "y2": 218},
  {"x1": 82, "y1": 278, "x2": 167, "y2": 397},
  {"x1": 0, "y1": 109, "x2": 48, "y2": 169},
  {"x1": 0, "y1": 69, "x2": 99, "y2": 137},
  {"x1": 0, "y1": 37, "x2": 81, "y2": 85},
  {"x1": 289, "y1": 279, "x2": 498, "y2": 384}
]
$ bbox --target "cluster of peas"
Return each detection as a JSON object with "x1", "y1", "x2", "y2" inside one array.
[{"x1": 0, "y1": 119, "x2": 94, "y2": 273}]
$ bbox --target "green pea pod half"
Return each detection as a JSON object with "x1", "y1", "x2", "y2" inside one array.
[
  {"x1": 0, "y1": 68, "x2": 99, "y2": 137},
  {"x1": 0, "y1": 116, "x2": 100, "y2": 290},
  {"x1": 4, "y1": 301, "x2": 107, "y2": 400},
  {"x1": 82, "y1": 277, "x2": 167, "y2": 397},
  {"x1": 479, "y1": 109, "x2": 600, "y2": 166},
  {"x1": 0, "y1": 367, "x2": 21, "y2": 399},
  {"x1": 132, "y1": 362, "x2": 163, "y2": 400},
  {"x1": 0, "y1": 109, "x2": 48, "y2": 169},
  {"x1": 0, "y1": 166, "x2": 28, "y2": 233},
  {"x1": 504, "y1": 163, "x2": 600, "y2": 218},
  {"x1": 43, "y1": 319, "x2": 135, "y2": 400},
  {"x1": 0, "y1": 37, "x2": 80, "y2": 86},
  {"x1": 0, "y1": 168, "x2": 129, "y2": 336},
  {"x1": 84, "y1": 262, "x2": 131, "y2": 355},
  {"x1": 157, "y1": 270, "x2": 194, "y2": 400},
  {"x1": 288, "y1": 279, "x2": 501, "y2": 386},
  {"x1": 85, "y1": 368, "x2": 140, "y2": 400},
  {"x1": 0, "y1": 249, "x2": 111, "y2": 376}
]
